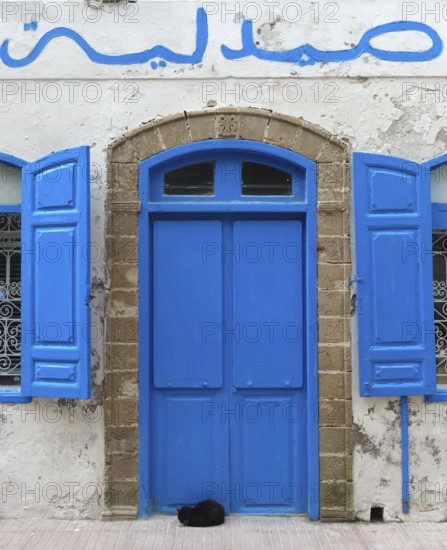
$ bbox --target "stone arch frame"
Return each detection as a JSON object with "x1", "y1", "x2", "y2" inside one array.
[{"x1": 104, "y1": 108, "x2": 352, "y2": 521}]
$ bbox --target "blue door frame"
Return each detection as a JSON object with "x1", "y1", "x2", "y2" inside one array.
[{"x1": 138, "y1": 140, "x2": 319, "y2": 519}]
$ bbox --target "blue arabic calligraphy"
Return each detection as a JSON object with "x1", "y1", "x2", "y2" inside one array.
[
  {"x1": 0, "y1": 8, "x2": 208, "y2": 68},
  {"x1": 221, "y1": 19, "x2": 443, "y2": 65},
  {"x1": 0, "y1": 8, "x2": 443, "y2": 68}
]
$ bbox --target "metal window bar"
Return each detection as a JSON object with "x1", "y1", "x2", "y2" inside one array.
[
  {"x1": 241, "y1": 162, "x2": 293, "y2": 196},
  {"x1": 0, "y1": 214, "x2": 21, "y2": 386},
  {"x1": 432, "y1": 231, "x2": 447, "y2": 387},
  {"x1": 163, "y1": 162, "x2": 214, "y2": 196}
]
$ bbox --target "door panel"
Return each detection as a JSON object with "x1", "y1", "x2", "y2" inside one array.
[
  {"x1": 232, "y1": 220, "x2": 303, "y2": 388},
  {"x1": 151, "y1": 393, "x2": 229, "y2": 512},
  {"x1": 153, "y1": 220, "x2": 223, "y2": 388},
  {"x1": 229, "y1": 394, "x2": 307, "y2": 513}
]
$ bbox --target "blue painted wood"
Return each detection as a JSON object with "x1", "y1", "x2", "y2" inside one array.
[
  {"x1": 0, "y1": 152, "x2": 26, "y2": 168},
  {"x1": 232, "y1": 220, "x2": 303, "y2": 389},
  {"x1": 432, "y1": 203, "x2": 447, "y2": 229},
  {"x1": 21, "y1": 147, "x2": 90, "y2": 399},
  {"x1": 425, "y1": 392, "x2": 447, "y2": 402},
  {"x1": 150, "y1": 161, "x2": 303, "y2": 203},
  {"x1": 149, "y1": 215, "x2": 230, "y2": 512},
  {"x1": 0, "y1": 391, "x2": 31, "y2": 403},
  {"x1": 228, "y1": 390, "x2": 307, "y2": 514},
  {"x1": 147, "y1": 202, "x2": 310, "y2": 213},
  {"x1": 150, "y1": 393, "x2": 229, "y2": 512},
  {"x1": 138, "y1": 140, "x2": 318, "y2": 518},
  {"x1": 34, "y1": 228, "x2": 75, "y2": 343},
  {"x1": 146, "y1": 140, "x2": 311, "y2": 204},
  {"x1": 150, "y1": 214, "x2": 307, "y2": 514},
  {"x1": 153, "y1": 220, "x2": 223, "y2": 388},
  {"x1": 138, "y1": 171, "x2": 151, "y2": 517},
  {"x1": 354, "y1": 153, "x2": 436, "y2": 396},
  {"x1": 0, "y1": 205, "x2": 21, "y2": 213}
]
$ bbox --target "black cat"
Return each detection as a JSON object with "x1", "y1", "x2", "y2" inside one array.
[{"x1": 177, "y1": 499, "x2": 225, "y2": 527}]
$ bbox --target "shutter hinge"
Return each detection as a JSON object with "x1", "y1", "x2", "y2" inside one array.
[
  {"x1": 363, "y1": 382, "x2": 370, "y2": 396},
  {"x1": 348, "y1": 276, "x2": 364, "y2": 286}
]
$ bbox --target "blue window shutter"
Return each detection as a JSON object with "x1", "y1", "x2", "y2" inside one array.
[
  {"x1": 21, "y1": 147, "x2": 90, "y2": 399},
  {"x1": 353, "y1": 153, "x2": 435, "y2": 397}
]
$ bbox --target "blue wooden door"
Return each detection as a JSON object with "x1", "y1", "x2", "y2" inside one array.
[
  {"x1": 229, "y1": 219, "x2": 306, "y2": 513},
  {"x1": 150, "y1": 215, "x2": 307, "y2": 514}
]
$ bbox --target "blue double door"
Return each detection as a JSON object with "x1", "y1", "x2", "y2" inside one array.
[{"x1": 150, "y1": 214, "x2": 308, "y2": 514}]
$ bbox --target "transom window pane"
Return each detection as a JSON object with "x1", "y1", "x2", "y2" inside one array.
[
  {"x1": 242, "y1": 162, "x2": 292, "y2": 196},
  {"x1": 0, "y1": 162, "x2": 21, "y2": 204},
  {"x1": 431, "y1": 164, "x2": 447, "y2": 203},
  {"x1": 163, "y1": 162, "x2": 214, "y2": 196},
  {"x1": 432, "y1": 231, "x2": 447, "y2": 387},
  {"x1": 0, "y1": 214, "x2": 21, "y2": 386}
]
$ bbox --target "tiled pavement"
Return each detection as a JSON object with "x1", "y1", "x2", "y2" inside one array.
[{"x1": 1, "y1": 516, "x2": 447, "y2": 550}]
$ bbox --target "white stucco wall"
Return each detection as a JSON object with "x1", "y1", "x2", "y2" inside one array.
[{"x1": 1, "y1": 0, "x2": 447, "y2": 520}]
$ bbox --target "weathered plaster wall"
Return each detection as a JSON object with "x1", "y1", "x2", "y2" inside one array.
[
  {"x1": 1, "y1": 0, "x2": 447, "y2": 520},
  {"x1": 0, "y1": 400, "x2": 104, "y2": 519}
]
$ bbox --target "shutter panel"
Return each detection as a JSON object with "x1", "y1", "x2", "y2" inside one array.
[
  {"x1": 354, "y1": 153, "x2": 435, "y2": 397},
  {"x1": 21, "y1": 147, "x2": 90, "y2": 398}
]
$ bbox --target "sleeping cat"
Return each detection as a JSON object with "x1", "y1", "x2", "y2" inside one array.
[{"x1": 177, "y1": 499, "x2": 225, "y2": 527}]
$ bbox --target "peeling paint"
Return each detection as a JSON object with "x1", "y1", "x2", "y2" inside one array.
[
  {"x1": 353, "y1": 422, "x2": 381, "y2": 458},
  {"x1": 421, "y1": 437, "x2": 442, "y2": 466}
]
